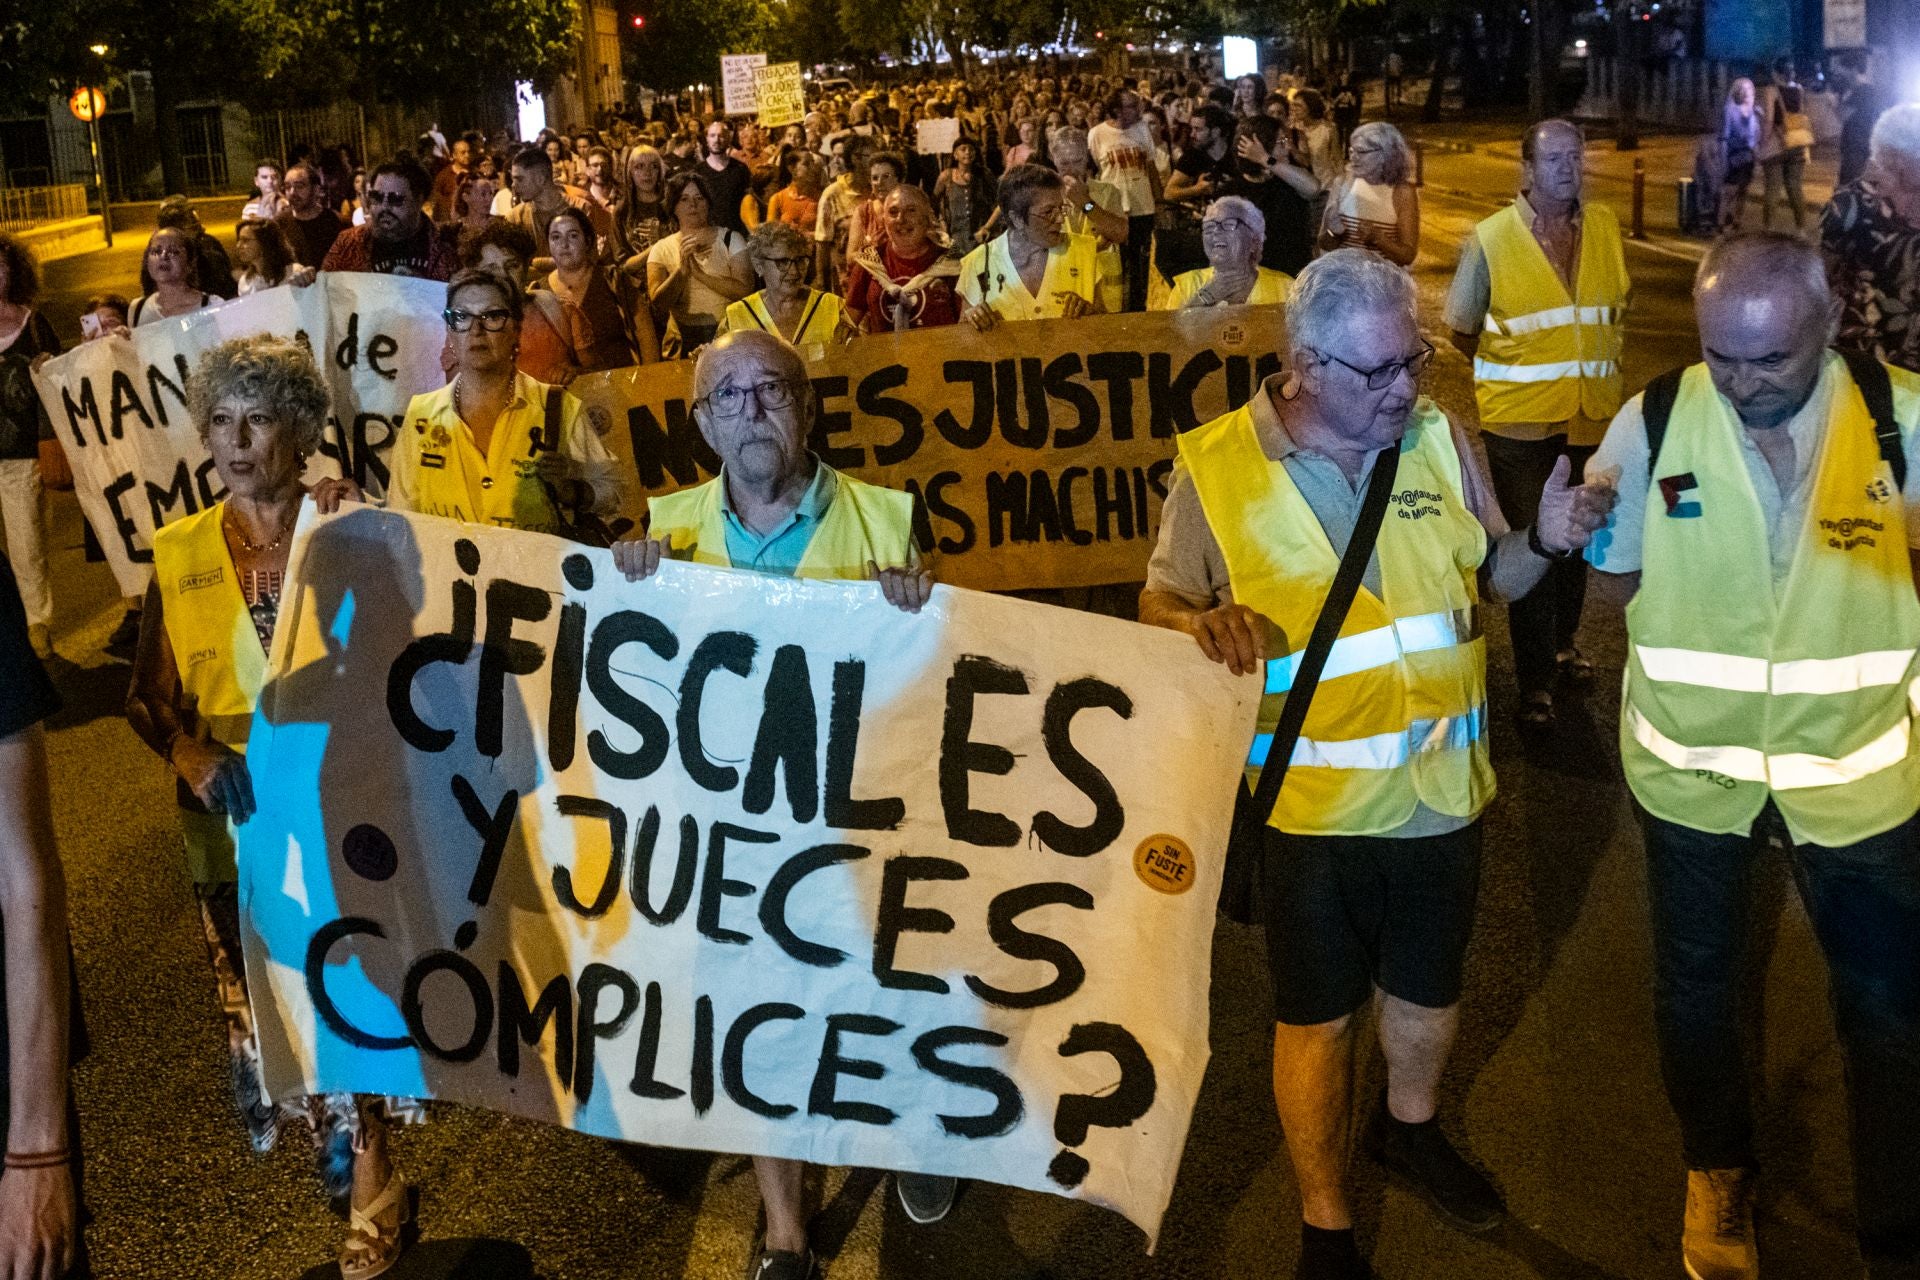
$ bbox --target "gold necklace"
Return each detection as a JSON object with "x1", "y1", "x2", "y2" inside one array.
[{"x1": 225, "y1": 505, "x2": 294, "y2": 554}]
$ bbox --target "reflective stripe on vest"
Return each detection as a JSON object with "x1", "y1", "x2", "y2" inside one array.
[
  {"x1": 1633, "y1": 644, "x2": 1919, "y2": 695},
  {"x1": 1626, "y1": 700, "x2": 1918, "y2": 791},
  {"x1": 1250, "y1": 703, "x2": 1488, "y2": 770},
  {"x1": 1482, "y1": 305, "x2": 1619, "y2": 336},
  {"x1": 1473, "y1": 358, "x2": 1619, "y2": 384},
  {"x1": 1264, "y1": 607, "x2": 1479, "y2": 694}
]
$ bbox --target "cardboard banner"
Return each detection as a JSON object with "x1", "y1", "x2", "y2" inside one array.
[
  {"x1": 720, "y1": 53, "x2": 768, "y2": 117},
  {"x1": 916, "y1": 118, "x2": 961, "y2": 155},
  {"x1": 30, "y1": 274, "x2": 447, "y2": 596},
  {"x1": 236, "y1": 504, "x2": 1255, "y2": 1244},
  {"x1": 753, "y1": 62, "x2": 806, "y2": 128},
  {"x1": 569, "y1": 305, "x2": 1288, "y2": 592}
]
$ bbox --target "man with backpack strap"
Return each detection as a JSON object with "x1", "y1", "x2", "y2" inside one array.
[{"x1": 1587, "y1": 231, "x2": 1920, "y2": 1280}]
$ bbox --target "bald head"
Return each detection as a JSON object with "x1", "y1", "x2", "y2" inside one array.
[{"x1": 1694, "y1": 232, "x2": 1837, "y2": 429}]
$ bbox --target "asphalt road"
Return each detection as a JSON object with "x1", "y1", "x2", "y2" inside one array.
[{"x1": 18, "y1": 153, "x2": 1865, "y2": 1280}]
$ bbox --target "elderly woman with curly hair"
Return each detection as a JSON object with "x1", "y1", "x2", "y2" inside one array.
[
  {"x1": 1317, "y1": 120, "x2": 1421, "y2": 267},
  {"x1": 125, "y1": 337, "x2": 423, "y2": 1280},
  {"x1": 721, "y1": 220, "x2": 844, "y2": 345}
]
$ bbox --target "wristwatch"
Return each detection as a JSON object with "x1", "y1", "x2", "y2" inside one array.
[
  {"x1": 1527, "y1": 524, "x2": 1576, "y2": 561},
  {"x1": 1081, "y1": 200, "x2": 1096, "y2": 214}
]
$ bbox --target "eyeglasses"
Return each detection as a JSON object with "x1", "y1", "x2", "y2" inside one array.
[
  {"x1": 365, "y1": 191, "x2": 412, "y2": 208},
  {"x1": 444, "y1": 307, "x2": 514, "y2": 332},
  {"x1": 1319, "y1": 341, "x2": 1435, "y2": 390},
  {"x1": 699, "y1": 378, "x2": 801, "y2": 418},
  {"x1": 1203, "y1": 217, "x2": 1251, "y2": 234},
  {"x1": 761, "y1": 255, "x2": 809, "y2": 271}
]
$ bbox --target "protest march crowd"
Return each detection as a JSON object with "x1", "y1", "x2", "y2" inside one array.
[{"x1": 1, "y1": 46, "x2": 1919, "y2": 1280}]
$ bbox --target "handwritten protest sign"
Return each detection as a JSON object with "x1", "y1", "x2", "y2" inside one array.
[
  {"x1": 30, "y1": 275, "x2": 446, "y2": 596},
  {"x1": 569, "y1": 305, "x2": 1288, "y2": 592},
  {"x1": 720, "y1": 53, "x2": 768, "y2": 117},
  {"x1": 915, "y1": 118, "x2": 961, "y2": 155},
  {"x1": 753, "y1": 62, "x2": 806, "y2": 128},
  {"x1": 236, "y1": 504, "x2": 1255, "y2": 1244}
]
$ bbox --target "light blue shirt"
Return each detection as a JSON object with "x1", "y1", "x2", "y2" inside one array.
[{"x1": 718, "y1": 459, "x2": 839, "y2": 577}]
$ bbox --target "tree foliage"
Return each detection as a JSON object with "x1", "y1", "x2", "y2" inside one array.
[{"x1": 622, "y1": 0, "x2": 777, "y2": 91}]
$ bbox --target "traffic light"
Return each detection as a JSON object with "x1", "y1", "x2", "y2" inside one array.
[{"x1": 631, "y1": 14, "x2": 644, "y2": 27}]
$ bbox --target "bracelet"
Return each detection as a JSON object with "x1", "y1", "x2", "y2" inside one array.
[
  {"x1": 1527, "y1": 524, "x2": 1577, "y2": 561},
  {"x1": 5, "y1": 1149, "x2": 70, "y2": 1170}
]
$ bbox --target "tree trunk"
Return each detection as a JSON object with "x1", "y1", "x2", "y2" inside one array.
[
  {"x1": 149, "y1": 58, "x2": 188, "y2": 197},
  {"x1": 1613, "y1": 0, "x2": 1639, "y2": 149},
  {"x1": 1421, "y1": 26, "x2": 1452, "y2": 123}
]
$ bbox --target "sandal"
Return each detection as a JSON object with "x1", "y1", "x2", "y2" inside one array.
[
  {"x1": 1519, "y1": 691, "x2": 1555, "y2": 725},
  {"x1": 1555, "y1": 648, "x2": 1594, "y2": 682},
  {"x1": 339, "y1": 1171, "x2": 412, "y2": 1279}
]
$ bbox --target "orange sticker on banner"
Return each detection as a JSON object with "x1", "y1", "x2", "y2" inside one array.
[{"x1": 1134, "y1": 834, "x2": 1196, "y2": 895}]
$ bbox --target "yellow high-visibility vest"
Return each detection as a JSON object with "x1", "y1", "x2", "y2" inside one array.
[
  {"x1": 153, "y1": 501, "x2": 265, "y2": 885},
  {"x1": 1623, "y1": 356, "x2": 1920, "y2": 845},
  {"x1": 1472, "y1": 202, "x2": 1629, "y2": 424},
  {"x1": 647, "y1": 466, "x2": 914, "y2": 581},
  {"x1": 724, "y1": 289, "x2": 844, "y2": 346},
  {"x1": 391, "y1": 373, "x2": 578, "y2": 533},
  {"x1": 1179, "y1": 398, "x2": 1494, "y2": 835},
  {"x1": 1161, "y1": 266, "x2": 1293, "y2": 310},
  {"x1": 958, "y1": 231, "x2": 1100, "y2": 322}
]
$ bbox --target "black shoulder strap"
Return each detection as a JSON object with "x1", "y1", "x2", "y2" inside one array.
[
  {"x1": 1641, "y1": 366, "x2": 1686, "y2": 472},
  {"x1": 1249, "y1": 440, "x2": 1402, "y2": 819},
  {"x1": 543, "y1": 387, "x2": 563, "y2": 454},
  {"x1": 1837, "y1": 348, "x2": 1906, "y2": 491}
]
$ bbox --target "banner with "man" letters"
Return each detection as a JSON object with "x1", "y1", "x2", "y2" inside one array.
[
  {"x1": 31, "y1": 275, "x2": 446, "y2": 596},
  {"x1": 236, "y1": 504, "x2": 1258, "y2": 1243}
]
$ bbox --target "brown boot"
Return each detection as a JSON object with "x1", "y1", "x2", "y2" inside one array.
[{"x1": 1683, "y1": 1167, "x2": 1758, "y2": 1280}]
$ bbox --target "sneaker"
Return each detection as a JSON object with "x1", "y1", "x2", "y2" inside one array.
[
  {"x1": 27, "y1": 623, "x2": 51, "y2": 661},
  {"x1": 896, "y1": 1173, "x2": 957, "y2": 1224},
  {"x1": 1295, "y1": 1225, "x2": 1373, "y2": 1279},
  {"x1": 746, "y1": 1246, "x2": 815, "y2": 1280},
  {"x1": 1682, "y1": 1167, "x2": 1758, "y2": 1280},
  {"x1": 104, "y1": 608, "x2": 141, "y2": 661},
  {"x1": 1367, "y1": 1103, "x2": 1506, "y2": 1233}
]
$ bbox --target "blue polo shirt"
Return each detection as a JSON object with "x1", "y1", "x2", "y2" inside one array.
[{"x1": 717, "y1": 459, "x2": 839, "y2": 576}]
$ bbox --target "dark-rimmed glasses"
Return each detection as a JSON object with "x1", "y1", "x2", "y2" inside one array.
[
  {"x1": 444, "y1": 308, "x2": 514, "y2": 333},
  {"x1": 700, "y1": 378, "x2": 801, "y2": 419},
  {"x1": 1319, "y1": 341, "x2": 1435, "y2": 390}
]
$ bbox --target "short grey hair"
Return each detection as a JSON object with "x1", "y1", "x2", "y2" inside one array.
[
  {"x1": 189, "y1": 335, "x2": 331, "y2": 455},
  {"x1": 445, "y1": 267, "x2": 524, "y2": 325},
  {"x1": 1870, "y1": 103, "x2": 1920, "y2": 171},
  {"x1": 691, "y1": 330, "x2": 813, "y2": 421},
  {"x1": 1287, "y1": 247, "x2": 1416, "y2": 356},
  {"x1": 1204, "y1": 195, "x2": 1265, "y2": 242},
  {"x1": 1694, "y1": 229, "x2": 1829, "y2": 313},
  {"x1": 1348, "y1": 121, "x2": 1412, "y2": 185},
  {"x1": 747, "y1": 219, "x2": 811, "y2": 271}
]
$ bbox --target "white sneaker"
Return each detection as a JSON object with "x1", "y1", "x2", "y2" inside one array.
[{"x1": 1683, "y1": 1167, "x2": 1759, "y2": 1280}]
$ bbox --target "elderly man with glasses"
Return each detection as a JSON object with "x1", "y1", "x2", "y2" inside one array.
[
  {"x1": 1159, "y1": 195, "x2": 1293, "y2": 310},
  {"x1": 1141, "y1": 249, "x2": 1615, "y2": 1280},
  {"x1": 613, "y1": 328, "x2": 936, "y2": 1280}
]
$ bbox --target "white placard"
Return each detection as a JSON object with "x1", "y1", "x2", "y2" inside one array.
[
  {"x1": 720, "y1": 53, "x2": 769, "y2": 117},
  {"x1": 236, "y1": 504, "x2": 1258, "y2": 1246}
]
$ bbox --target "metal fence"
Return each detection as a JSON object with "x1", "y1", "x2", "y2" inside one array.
[
  {"x1": 248, "y1": 105, "x2": 368, "y2": 172},
  {"x1": 0, "y1": 184, "x2": 89, "y2": 231}
]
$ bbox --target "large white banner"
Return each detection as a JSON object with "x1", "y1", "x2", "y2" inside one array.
[
  {"x1": 235, "y1": 504, "x2": 1256, "y2": 1244},
  {"x1": 31, "y1": 274, "x2": 447, "y2": 596}
]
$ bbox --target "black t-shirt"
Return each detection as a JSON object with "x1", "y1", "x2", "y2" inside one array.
[
  {"x1": 701, "y1": 157, "x2": 753, "y2": 235},
  {"x1": 1216, "y1": 170, "x2": 1314, "y2": 275},
  {"x1": 277, "y1": 208, "x2": 344, "y2": 270},
  {"x1": 1173, "y1": 142, "x2": 1236, "y2": 189},
  {"x1": 0, "y1": 312, "x2": 60, "y2": 461}
]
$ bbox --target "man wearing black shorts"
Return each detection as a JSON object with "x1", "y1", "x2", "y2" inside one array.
[{"x1": 1141, "y1": 249, "x2": 1614, "y2": 1280}]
